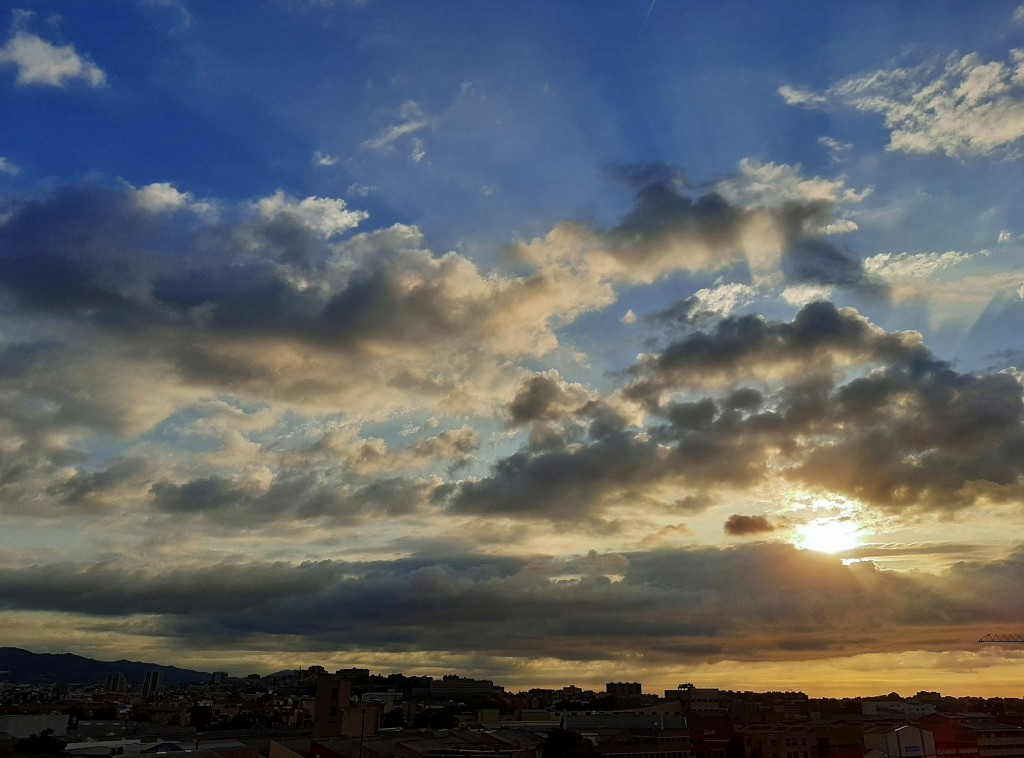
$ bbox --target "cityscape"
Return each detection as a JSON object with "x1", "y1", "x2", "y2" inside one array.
[{"x1": 3, "y1": 655, "x2": 1024, "y2": 758}]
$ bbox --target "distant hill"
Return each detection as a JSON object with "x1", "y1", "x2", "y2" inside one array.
[{"x1": 0, "y1": 647, "x2": 211, "y2": 685}]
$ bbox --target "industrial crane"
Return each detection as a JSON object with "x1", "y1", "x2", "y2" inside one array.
[{"x1": 978, "y1": 634, "x2": 1024, "y2": 643}]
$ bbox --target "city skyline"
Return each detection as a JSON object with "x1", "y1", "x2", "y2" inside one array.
[{"x1": 2, "y1": 1, "x2": 1024, "y2": 697}]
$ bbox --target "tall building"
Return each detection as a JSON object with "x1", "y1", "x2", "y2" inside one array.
[
  {"x1": 104, "y1": 672, "x2": 127, "y2": 693},
  {"x1": 141, "y1": 670, "x2": 163, "y2": 698},
  {"x1": 313, "y1": 672, "x2": 380, "y2": 739}
]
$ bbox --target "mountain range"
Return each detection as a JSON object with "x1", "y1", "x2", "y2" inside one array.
[{"x1": 0, "y1": 647, "x2": 211, "y2": 685}]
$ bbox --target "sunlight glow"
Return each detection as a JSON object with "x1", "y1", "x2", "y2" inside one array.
[{"x1": 796, "y1": 518, "x2": 862, "y2": 553}]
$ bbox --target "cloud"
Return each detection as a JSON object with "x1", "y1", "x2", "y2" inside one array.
[
  {"x1": 781, "y1": 46, "x2": 1024, "y2": 158},
  {"x1": 133, "y1": 182, "x2": 215, "y2": 217},
  {"x1": 0, "y1": 543, "x2": 1021, "y2": 665},
  {"x1": 147, "y1": 471, "x2": 441, "y2": 527},
  {"x1": 514, "y1": 160, "x2": 875, "y2": 293},
  {"x1": 724, "y1": 514, "x2": 775, "y2": 536},
  {"x1": 361, "y1": 100, "x2": 433, "y2": 158},
  {"x1": 714, "y1": 158, "x2": 870, "y2": 213},
  {"x1": 444, "y1": 302, "x2": 1024, "y2": 525},
  {"x1": 818, "y1": 136, "x2": 853, "y2": 163},
  {"x1": 0, "y1": 29, "x2": 106, "y2": 88},
  {"x1": 626, "y1": 300, "x2": 923, "y2": 398},
  {"x1": 314, "y1": 425, "x2": 479, "y2": 476},
  {"x1": 253, "y1": 190, "x2": 367, "y2": 238},
  {"x1": 863, "y1": 250, "x2": 975, "y2": 280},
  {"x1": 313, "y1": 151, "x2": 338, "y2": 167},
  {"x1": 507, "y1": 370, "x2": 594, "y2": 426},
  {"x1": 778, "y1": 84, "x2": 827, "y2": 107},
  {"x1": 0, "y1": 156, "x2": 19, "y2": 175},
  {"x1": 0, "y1": 179, "x2": 614, "y2": 432}
]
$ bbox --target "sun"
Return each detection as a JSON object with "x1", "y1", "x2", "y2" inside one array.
[{"x1": 796, "y1": 518, "x2": 862, "y2": 554}]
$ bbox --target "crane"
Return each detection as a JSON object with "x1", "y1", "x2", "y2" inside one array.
[{"x1": 978, "y1": 634, "x2": 1024, "y2": 643}]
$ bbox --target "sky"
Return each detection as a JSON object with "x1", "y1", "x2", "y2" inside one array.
[{"x1": 2, "y1": 0, "x2": 1024, "y2": 698}]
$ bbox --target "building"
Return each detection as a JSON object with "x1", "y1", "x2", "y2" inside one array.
[
  {"x1": 863, "y1": 701, "x2": 938, "y2": 719},
  {"x1": 608, "y1": 683, "x2": 644, "y2": 696},
  {"x1": 666, "y1": 685, "x2": 722, "y2": 713},
  {"x1": 738, "y1": 721, "x2": 864, "y2": 758},
  {"x1": 428, "y1": 675, "x2": 503, "y2": 698},
  {"x1": 864, "y1": 724, "x2": 938, "y2": 758},
  {"x1": 104, "y1": 672, "x2": 127, "y2": 693},
  {"x1": 593, "y1": 728, "x2": 692, "y2": 758},
  {"x1": 142, "y1": 670, "x2": 163, "y2": 698},
  {"x1": 313, "y1": 672, "x2": 380, "y2": 739},
  {"x1": 921, "y1": 713, "x2": 1024, "y2": 758}
]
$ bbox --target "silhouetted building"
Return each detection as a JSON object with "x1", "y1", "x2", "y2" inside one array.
[
  {"x1": 142, "y1": 670, "x2": 163, "y2": 698},
  {"x1": 738, "y1": 721, "x2": 863, "y2": 758},
  {"x1": 314, "y1": 672, "x2": 380, "y2": 739},
  {"x1": 608, "y1": 682, "x2": 644, "y2": 696},
  {"x1": 429, "y1": 675, "x2": 503, "y2": 698},
  {"x1": 667, "y1": 685, "x2": 722, "y2": 713},
  {"x1": 920, "y1": 713, "x2": 1024, "y2": 758},
  {"x1": 104, "y1": 672, "x2": 127, "y2": 693}
]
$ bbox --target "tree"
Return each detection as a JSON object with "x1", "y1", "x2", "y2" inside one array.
[
  {"x1": 12, "y1": 728, "x2": 67, "y2": 756},
  {"x1": 542, "y1": 729, "x2": 600, "y2": 758}
]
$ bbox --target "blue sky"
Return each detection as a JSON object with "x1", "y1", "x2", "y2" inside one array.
[{"x1": 3, "y1": 1, "x2": 1024, "y2": 695}]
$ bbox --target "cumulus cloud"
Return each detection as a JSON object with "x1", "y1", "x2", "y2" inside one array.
[
  {"x1": 314, "y1": 425, "x2": 479, "y2": 476},
  {"x1": 253, "y1": 190, "x2": 367, "y2": 238},
  {"x1": 444, "y1": 302, "x2": 1024, "y2": 525},
  {"x1": 514, "y1": 160, "x2": 876, "y2": 292},
  {"x1": 724, "y1": 514, "x2": 775, "y2": 536},
  {"x1": 507, "y1": 370, "x2": 594, "y2": 426},
  {"x1": 626, "y1": 300, "x2": 923, "y2": 397},
  {"x1": 0, "y1": 178, "x2": 628, "y2": 525},
  {"x1": 147, "y1": 471, "x2": 441, "y2": 527},
  {"x1": 0, "y1": 180, "x2": 615, "y2": 433},
  {"x1": 781, "y1": 45, "x2": 1024, "y2": 158},
  {"x1": 0, "y1": 25, "x2": 106, "y2": 88},
  {"x1": 0, "y1": 156, "x2": 19, "y2": 175}
]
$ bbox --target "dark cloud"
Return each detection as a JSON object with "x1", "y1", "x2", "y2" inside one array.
[
  {"x1": 148, "y1": 473, "x2": 436, "y2": 527},
  {"x1": 0, "y1": 543, "x2": 1014, "y2": 663},
  {"x1": 627, "y1": 300, "x2": 922, "y2": 403},
  {"x1": 507, "y1": 370, "x2": 592, "y2": 426},
  {"x1": 784, "y1": 239, "x2": 881, "y2": 294},
  {"x1": 446, "y1": 428, "x2": 662, "y2": 521},
  {"x1": 447, "y1": 303, "x2": 1024, "y2": 522},
  {"x1": 675, "y1": 493, "x2": 715, "y2": 512},
  {"x1": 796, "y1": 360, "x2": 1024, "y2": 510},
  {"x1": 724, "y1": 514, "x2": 775, "y2": 536}
]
